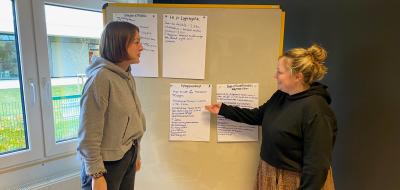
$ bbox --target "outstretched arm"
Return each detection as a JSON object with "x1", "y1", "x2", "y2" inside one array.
[{"x1": 205, "y1": 102, "x2": 266, "y2": 126}]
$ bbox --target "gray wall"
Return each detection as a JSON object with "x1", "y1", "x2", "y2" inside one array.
[{"x1": 154, "y1": 0, "x2": 400, "y2": 189}]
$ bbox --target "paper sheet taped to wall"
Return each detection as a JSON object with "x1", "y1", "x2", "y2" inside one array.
[
  {"x1": 113, "y1": 13, "x2": 159, "y2": 77},
  {"x1": 169, "y1": 83, "x2": 211, "y2": 141},
  {"x1": 217, "y1": 83, "x2": 259, "y2": 142},
  {"x1": 162, "y1": 14, "x2": 207, "y2": 79}
]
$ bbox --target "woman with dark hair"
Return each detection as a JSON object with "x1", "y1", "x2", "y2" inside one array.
[
  {"x1": 206, "y1": 44, "x2": 337, "y2": 190},
  {"x1": 77, "y1": 21, "x2": 146, "y2": 190}
]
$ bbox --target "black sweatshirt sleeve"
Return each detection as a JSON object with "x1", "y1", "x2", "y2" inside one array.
[
  {"x1": 218, "y1": 102, "x2": 268, "y2": 125},
  {"x1": 300, "y1": 113, "x2": 335, "y2": 190}
]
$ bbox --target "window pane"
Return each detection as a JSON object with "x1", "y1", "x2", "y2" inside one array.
[
  {"x1": 0, "y1": 0, "x2": 28, "y2": 154},
  {"x1": 44, "y1": 5, "x2": 102, "y2": 142}
]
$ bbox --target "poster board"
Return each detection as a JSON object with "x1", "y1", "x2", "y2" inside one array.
[{"x1": 103, "y1": 3, "x2": 284, "y2": 190}]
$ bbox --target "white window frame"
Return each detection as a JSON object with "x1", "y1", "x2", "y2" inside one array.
[
  {"x1": 34, "y1": 0, "x2": 72, "y2": 156},
  {"x1": 36, "y1": 0, "x2": 145, "y2": 156},
  {"x1": 0, "y1": 0, "x2": 45, "y2": 169},
  {"x1": 0, "y1": 0, "x2": 109, "y2": 169},
  {"x1": 0, "y1": 0, "x2": 147, "y2": 180}
]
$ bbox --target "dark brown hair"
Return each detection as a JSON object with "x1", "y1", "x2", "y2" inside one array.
[{"x1": 100, "y1": 21, "x2": 139, "y2": 63}]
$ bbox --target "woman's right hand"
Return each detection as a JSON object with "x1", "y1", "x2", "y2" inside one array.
[
  {"x1": 92, "y1": 176, "x2": 107, "y2": 190},
  {"x1": 205, "y1": 103, "x2": 222, "y2": 115}
]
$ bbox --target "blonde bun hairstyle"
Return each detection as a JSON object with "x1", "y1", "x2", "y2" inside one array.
[{"x1": 283, "y1": 44, "x2": 328, "y2": 85}]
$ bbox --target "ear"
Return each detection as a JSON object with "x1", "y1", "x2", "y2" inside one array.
[{"x1": 295, "y1": 72, "x2": 304, "y2": 82}]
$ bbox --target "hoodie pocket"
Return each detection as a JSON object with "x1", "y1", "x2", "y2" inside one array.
[{"x1": 122, "y1": 117, "x2": 130, "y2": 140}]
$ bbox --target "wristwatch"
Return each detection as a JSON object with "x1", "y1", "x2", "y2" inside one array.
[{"x1": 91, "y1": 172, "x2": 105, "y2": 179}]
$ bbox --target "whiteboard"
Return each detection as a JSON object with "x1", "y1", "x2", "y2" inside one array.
[{"x1": 103, "y1": 3, "x2": 284, "y2": 190}]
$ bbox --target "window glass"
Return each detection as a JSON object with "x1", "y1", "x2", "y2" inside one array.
[
  {"x1": 44, "y1": 5, "x2": 102, "y2": 142},
  {"x1": 0, "y1": 0, "x2": 28, "y2": 155}
]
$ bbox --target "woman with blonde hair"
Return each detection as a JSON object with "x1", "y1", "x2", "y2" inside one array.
[{"x1": 206, "y1": 44, "x2": 337, "y2": 190}]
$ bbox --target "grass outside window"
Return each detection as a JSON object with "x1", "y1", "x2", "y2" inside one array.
[{"x1": 0, "y1": 84, "x2": 82, "y2": 154}]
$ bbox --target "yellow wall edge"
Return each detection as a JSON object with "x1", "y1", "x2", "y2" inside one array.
[
  {"x1": 279, "y1": 11, "x2": 286, "y2": 56},
  {"x1": 106, "y1": 3, "x2": 280, "y2": 9}
]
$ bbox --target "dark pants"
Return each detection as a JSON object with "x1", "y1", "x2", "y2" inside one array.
[{"x1": 81, "y1": 144, "x2": 138, "y2": 190}]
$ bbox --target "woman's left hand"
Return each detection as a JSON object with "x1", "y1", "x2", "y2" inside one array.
[{"x1": 135, "y1": 159, "x2": 141, "y2": 172}]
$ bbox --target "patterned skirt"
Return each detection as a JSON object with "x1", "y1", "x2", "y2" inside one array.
[{"x1": 255, "y1": 160, "x2": 335, "y2": 190}]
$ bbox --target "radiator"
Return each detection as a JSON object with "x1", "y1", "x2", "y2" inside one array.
[{"x1": 14, "y1": 172, "x2": 80, "y2": 190}]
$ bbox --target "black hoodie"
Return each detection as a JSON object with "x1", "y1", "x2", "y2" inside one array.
[{"x1": 219, "y1": 82, "x2": 337, "y2": 190}]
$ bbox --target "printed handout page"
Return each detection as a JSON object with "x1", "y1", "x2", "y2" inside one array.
[
  {"x1": 169, "y1": 83, "x2": 211, "y2": 141},
  {"x1": 217, "y1": 83, "x2": 259, "y2": 142},
  {"x1": 163, "y1": 14, "x2": 207, "y2": 79},
  {"x1": 113, "y1": 13, "x2": 158, "y2": 77}
]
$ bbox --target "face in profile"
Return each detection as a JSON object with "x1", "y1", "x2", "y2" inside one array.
[
  {"x1": 127, "y1": 31, "x2": 143, "y2": 64},
  {"x1": 274, "y1": 57, "x2": 299, "y2": 94}
]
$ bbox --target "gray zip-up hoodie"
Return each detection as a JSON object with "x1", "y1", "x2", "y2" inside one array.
[{"x1": 77, "y1": 57, "x2": 146, "y2": 176}]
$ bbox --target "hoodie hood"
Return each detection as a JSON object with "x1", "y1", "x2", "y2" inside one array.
[
  {"x1": 286, "y1": 82, "x2": 332, "y2": 104},
  {"x1": 86, "y1": 56, "x2": 131, "y2": 79}
]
